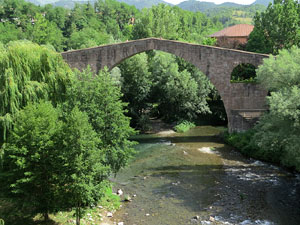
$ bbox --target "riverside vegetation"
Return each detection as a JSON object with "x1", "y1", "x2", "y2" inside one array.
[
  {"x1": 224, "y1": 0, "x2": 300, "y2": 173},
  {"x1": 0, "y1": 0, "x2": 300, "y2": 224},
  {"x1": 224, "y1": 47, "x2": 300, "y2": 172}
]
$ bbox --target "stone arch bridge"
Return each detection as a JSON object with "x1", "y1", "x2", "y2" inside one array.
[{"x1": 61, "y1": 38, "x2": 269, "y2": 132}]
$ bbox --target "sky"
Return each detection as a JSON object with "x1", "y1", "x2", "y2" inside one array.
[{"x1": 163, "y1": 0, "x2": 256, "y2": 5}]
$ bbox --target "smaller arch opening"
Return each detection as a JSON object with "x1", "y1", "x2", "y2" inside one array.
[{"x1": 231, "y1": 63, "x2": 257, "y2": 83}]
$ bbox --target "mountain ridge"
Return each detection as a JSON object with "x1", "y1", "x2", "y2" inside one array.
[
  {"x1": 26, "y1": 0, "x2": 273, "y2": 9},
  {"x1": 251, "y1": 0, "x2": 273, "y2": 7},
  {"x1": 177, "y1": 0, "x2": 273, "y2": 12}
]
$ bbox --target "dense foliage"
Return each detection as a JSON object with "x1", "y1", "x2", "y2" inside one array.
[
  {"x1": 119, "y1": 53, "x2": 152, "y2": 130},
  {"x1": 66, "y1": 68, "x2": 136, "y2": 174},
  {"x1": 132, "y1": 4, "x2": 221, "y2": 43},
  {"x1": 150, "y1": 52, "x2": 213, "y2": 122},
  {"x1": 253, "y1": 47, "x2": 300, "y2": 170},
  {"x1": 0, "y1": 41, "x2": 72, "y2": 144},
  {"x1": 0, "y1": 42, "x2": 135, "y2": 224},
  {"x1": 0, "y1": 102, "x2": 110, "y2": 224},
  {"x1": 225, "y1": 47, "x2": 300, "y2": 172},
  {"x1": 246, "y1": 0, "x2": 300, "y2": 54},
  {"x1": 0, "y1": 0, "x2": 223, "y2": 51},
  {"x1": 231, "y1": 63, "x2": 257, "y2": 82},
  {"x1": 118, "y1": 51, "x2": 223, "y2": 129}
]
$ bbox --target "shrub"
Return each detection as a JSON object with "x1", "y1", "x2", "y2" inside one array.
[{"x1": 174, "y1": 121, "x2": 196, "y2": 133}]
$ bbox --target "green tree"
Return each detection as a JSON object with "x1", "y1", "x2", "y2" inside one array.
[
  {"x1": 150, "y1": 52, "x2": 211, "y2": 121},
  {"x1": 247, "y1": 0, "x2": 300, "y2": 54},
  {"x1": 0, "y1": 41, "x2": 73, "y2": 144},
  {"x1": 95, "y1": 0, "x2": 139, "y2": 40},
  {"x1": 119, "y1": 53, "x2": 152, "y2": 128},
  {"x1": 0, "y1": 102, "x2": 108, "y2": 224},
  {"x1": 58, "y1": 107, "x2": 109, "y2": 225},
  {"x1": 0, "y1": 23, "x2": 24, "y2": 44},
  {"x1": 246, "y1": 27, "x2": 272, "y2": 54},
  {"x1": 0, "y1": 102, "x2": 63, "y2": 220},
  {"x1": 67, "y1": 27, "x2": 111, "y2": 50},
  {"x1": 132, "y1": 4, "x2": 180, "y2": 40},
  {"x1": 253, "y1": 47, "x2": 300, "y2": 170},
  {"x1": 26, "y1": 13, "x2": 65, "y2": 51},
  {"x1": 44, "y1": 4, "x2": 68, "y2": 30},
  {"x1": 66, "y1": 68, "x2": 136, "y2": 174}
]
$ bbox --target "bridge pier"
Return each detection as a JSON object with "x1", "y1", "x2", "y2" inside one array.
[
  {"x1": 229, "y1": 109, "x2": 267, "y2": 132},
  {"x1": 220, "y1": 82, "x2": 268, "y2": 132}
]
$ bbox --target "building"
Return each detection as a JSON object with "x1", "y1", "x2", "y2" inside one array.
[{"x1": 209, "y1": 24, "x2": 254, "y2": 49}]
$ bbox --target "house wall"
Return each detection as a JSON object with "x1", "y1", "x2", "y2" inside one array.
[{"x1": 216, "y1": 36, "x2": 249, "y2": 49}]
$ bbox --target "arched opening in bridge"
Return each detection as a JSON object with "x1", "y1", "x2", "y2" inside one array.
[
  {"x1": 230, "y1": 63, "x2": 257, "y2": 83},
  {"x1": 109, "y1": 50, "x2": 228, "y2": 131}
]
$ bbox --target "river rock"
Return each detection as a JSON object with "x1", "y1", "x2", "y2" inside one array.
[
  {"x1": 209, "y1": 216, "x2": 215, "y2": 222},
  {"x1": 118, "y1": 222, "x2": 124, "y2": 225},
  {"x1": 107, "y1": 212, "x2": 113, "y2": 217},
  {"x1": 117, "y1": 189, "x2": 123, "y2": 196},
  {"x1": 124, "y1": 195, "x2": 132, "y2": 202},
  {"x1": 193, "y1": 215, "x2": 200, "y2": 220}
]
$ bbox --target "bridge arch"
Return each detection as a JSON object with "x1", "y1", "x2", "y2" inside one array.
[{"x1": 62, "y1": 38, "x2": 269, "y2": 132}]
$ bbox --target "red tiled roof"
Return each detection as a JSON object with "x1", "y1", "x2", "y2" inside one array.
[{"x1": 209, "y1": 24, "x2": 254, "y2": 38}]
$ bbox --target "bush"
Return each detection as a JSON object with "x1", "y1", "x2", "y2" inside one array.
[
  {"x1": 98, "y1": 186, "x2": 121, "y2": 211},
  {"x1": 224, "y1": 127, "x2": 300, "y2": 172},
  {"x1": 223, "y1": 129, "x2": 259, "y2": 157},
  {"x1": 174, "y1": 121, "x2": 196, "y2": 133}
]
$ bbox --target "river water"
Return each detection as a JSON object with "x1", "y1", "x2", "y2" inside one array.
[{"x1": 110, "y1": 126, "x2": 300, "y2": 225}]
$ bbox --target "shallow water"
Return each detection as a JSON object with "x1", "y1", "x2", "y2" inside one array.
[{"x1": 110, "y1": 126, "x2": 300, "y2": 225}]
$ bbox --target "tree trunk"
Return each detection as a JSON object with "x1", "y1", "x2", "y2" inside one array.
[
  {"x1": 76, "y1": 206, "x2": 81, "y2": 225},
  {"x1": 43, "y1": 213, "x2": 49, "y2": 221}
]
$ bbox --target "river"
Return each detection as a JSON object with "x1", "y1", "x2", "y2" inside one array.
[{"x1": 109, "y1": 126, "x2": 300, "y2": 225}]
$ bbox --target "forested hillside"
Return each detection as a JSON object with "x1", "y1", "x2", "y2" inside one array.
[
  {"x1": 117, "y1": 0, "x2": 171, "y2": 9},
  {"x1": 25, "y1": 0, "x2": 171, "y2": 9},
  {"x1": 252, "y1": 0, "x2": 273, "y2": 6},
  {"x1": 23, "y1": 0, "x2": 268, "y2": 27},
  {"x1": 0, "y1": 0, "x2": 222, "y2": 52},
  {"x1": 177, "y1": 0, "x2": 267, "y2": 26}
]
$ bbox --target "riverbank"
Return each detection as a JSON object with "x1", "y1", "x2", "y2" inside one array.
[{"x1": 223, "y1": 130, "x2": 300, "y2": 173}]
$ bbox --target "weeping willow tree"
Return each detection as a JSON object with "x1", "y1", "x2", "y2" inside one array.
[{"x1": 0, "y1": 41, "x2": 73, "y2": 144}]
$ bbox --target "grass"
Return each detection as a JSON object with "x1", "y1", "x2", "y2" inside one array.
[
  {"x1": 174, "y1": 121, "x2": 196, "y2": 133},
  {"x1": 0, "y1": 186, "x2": 120, "y2": 225},
  {"x1": 232, "y1": 10, "x2": 252, "y2": 24},
  {"x1": 33, "y1": 207, "x2": 106, "y2": 225},
  {"x1": 230, "y1": 78, "x2": 257, "y2": 83}
]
